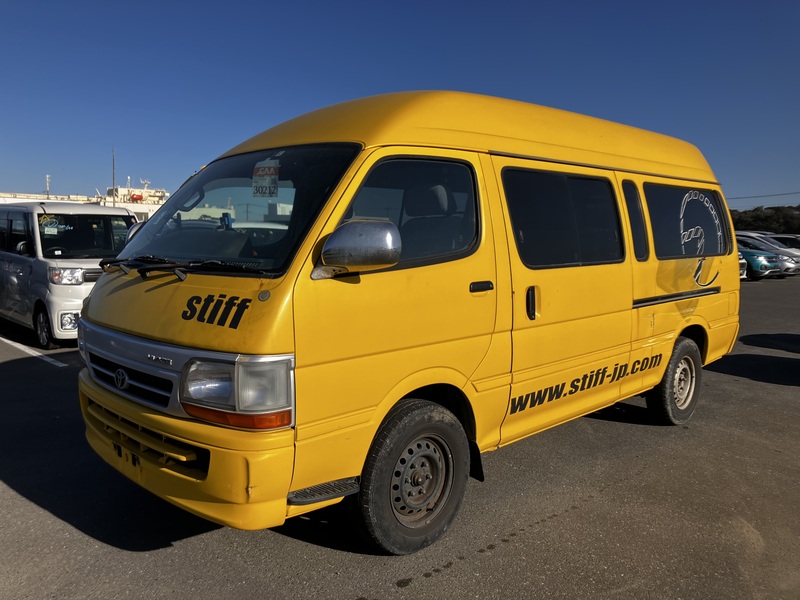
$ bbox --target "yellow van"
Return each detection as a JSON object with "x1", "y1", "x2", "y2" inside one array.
[{"x1": 78, "y1": 91, "x2": 739, "y2": 554}]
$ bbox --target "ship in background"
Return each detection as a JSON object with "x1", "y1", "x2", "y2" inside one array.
[{"x1": 0, "y1": 176, "x2": 169, "y2": 222}]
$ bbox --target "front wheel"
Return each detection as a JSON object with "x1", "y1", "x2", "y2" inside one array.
[
  {"x1": 35, "y1": 308, "x2": 58, "y2": 350},
  {"x1": 746, "y1": 266, "x2": 763, "y2": 281},
  {"x1": 646, "y1": 337, "x2": 702, "y2": 425},
  {"x1": 358, "y1": 400, "x2": 469, "y2": 555}
]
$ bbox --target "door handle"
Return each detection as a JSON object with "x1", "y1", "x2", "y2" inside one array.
[
  {"x1": 526, "y1": 286, "x2": 536, "y2": 320},
  {"x1": 469, "y1": 281, "x2": 494, "y2": 293}
]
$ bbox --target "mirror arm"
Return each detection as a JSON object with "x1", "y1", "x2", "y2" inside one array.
[{"x1": 310, "y1": 265, "x2": 349, "y2": 281}]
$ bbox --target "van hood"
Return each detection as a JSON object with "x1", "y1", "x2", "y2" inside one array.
[
  {"x1": 83, "y1": 270, "x2": 293, "y2": 355},
  {"x1": 42, "y1": 257, "x2": 107, "y2": 269}
]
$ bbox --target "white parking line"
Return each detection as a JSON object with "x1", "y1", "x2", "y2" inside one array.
[{"x1": 0, "y1": 337, "x2": 69, "y2": 367}]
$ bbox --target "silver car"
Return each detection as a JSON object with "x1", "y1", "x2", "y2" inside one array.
[
  {"x1": 769, "y1": 233, "x2": 800, "y2": 250},
  {"x1": 737, "y1": 234, "x2": 800, "y2": 276}
]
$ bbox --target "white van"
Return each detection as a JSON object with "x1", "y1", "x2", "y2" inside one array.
[{"x1": 0, "y1": 201, "x2": 136, "y2": 348}]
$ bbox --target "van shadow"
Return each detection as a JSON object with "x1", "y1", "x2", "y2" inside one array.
[
  {"x1": 0, "y1": 354, "x2": 219, "y2": 552},
  {"x1": 738, "y1": 333, "x2": 800, "y2": 355},
  {"x1": 270, "y1": 498, "x2": 380, "y2": 555},
  {"x1": 704, "y1": 353, "x2": 800, "y2": 387},
  {"x1": 583, "y1": 397, "x2": 664, "y2": 427}
]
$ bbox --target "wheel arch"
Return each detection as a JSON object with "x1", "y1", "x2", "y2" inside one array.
[
  {"x1": 379, "y1": 383, "x2": 485, "y2": 482},
  {"x1": 32, "y1": 298, "x2": 49, "y2": 324},
  {"x1": 678, "y1": 323, "x2": 708, "y2": 363}
]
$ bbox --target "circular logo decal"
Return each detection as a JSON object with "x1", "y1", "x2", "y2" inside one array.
[
  {"x1": 679, "y1": 190, "x2": 724, "y2": 256},
  {"x1": 114, "y1": 368, "x2": 130, "y2": 390}
]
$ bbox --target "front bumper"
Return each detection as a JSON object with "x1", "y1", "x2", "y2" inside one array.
[{"x1": 78, "y1": 368, "x2": 295, "y2": 530}]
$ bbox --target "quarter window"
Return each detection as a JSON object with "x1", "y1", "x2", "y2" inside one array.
[
  {"x1": 502, "y1": 169, "x2": 623, "y2": 268},
  {"x1": 643, "y1": 184, "x2": 728, "y2": 258}
]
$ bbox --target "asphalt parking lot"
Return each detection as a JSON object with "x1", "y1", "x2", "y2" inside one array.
[{"x1": 1, "y1": 276, "x2": 798, "y2": 600}]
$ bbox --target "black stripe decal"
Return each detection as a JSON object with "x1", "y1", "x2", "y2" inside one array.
[{"x1": 633, "y1": 287, "x2": 721, "y2": 308}]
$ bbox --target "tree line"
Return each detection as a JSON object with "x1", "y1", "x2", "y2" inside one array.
[{"x1": 729, "y1": 205, "x2": 800, "y2": 233}]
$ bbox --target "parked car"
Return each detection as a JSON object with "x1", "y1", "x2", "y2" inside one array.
[
  {"x1": 737, "y1": 231, "x2": 800, "y2": 260},
  {"x1": 0, "y1": 201, "x2": 136, "y2": 348},
  {"x1": 738, "y1": 247, "x2": 782, "y2": 280},
  {"x1": 738, "y1": 252, "x2": 747, "y2": 279},
  {"x1": 768, "y1": 233, "x2": 800, "y2": 249},
  {"x1": 737, "y1": 235, "x2": 800, "y2": 277}
]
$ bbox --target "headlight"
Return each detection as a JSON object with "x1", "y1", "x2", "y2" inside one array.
[
  {"x1": 180, "y1": 355, "x2": 294, "y2": 429},
  {"x1": 48, "y1": 267, "x2": 84, "y2": 285}
]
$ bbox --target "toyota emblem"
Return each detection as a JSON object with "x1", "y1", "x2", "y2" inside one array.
[{"x1": 114, "y1": 368, "x2": 130, "y2": 390}]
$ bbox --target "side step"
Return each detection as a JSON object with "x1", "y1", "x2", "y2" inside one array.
[{"x1": 287, "y1": 477, "x2": 360, "y2": 505}]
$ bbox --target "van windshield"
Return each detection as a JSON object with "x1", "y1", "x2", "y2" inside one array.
[
  {"x1": 117, "y1": 144, "x2": 360, "y2": 276},
  {"x1": 39, "y1": 213, "x2": 137, "y2": 258}
]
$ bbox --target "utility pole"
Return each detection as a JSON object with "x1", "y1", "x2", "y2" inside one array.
[{"x1": 112, "y1": 147, "x2": 116, "y2": 207}]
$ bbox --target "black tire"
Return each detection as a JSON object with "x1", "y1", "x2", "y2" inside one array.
[
  {"x1": 358, "y1": 400, "x2": 469, "y2": 555},
  {"x1": 646, "y1": 337, "x2": 702, "y2": 425},
  {"x1": 34, "y1": 308, "x2": 58, "y2": 350},
  {"x1": 746, "y1": 266, "x2": 762, "y2": 281}
]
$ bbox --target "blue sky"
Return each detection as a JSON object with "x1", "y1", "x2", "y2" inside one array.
[{"x1": 2, "y1": 0, "x2": 798, "y2": 210}]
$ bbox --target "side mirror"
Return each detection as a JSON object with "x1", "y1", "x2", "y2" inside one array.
[
  {"x1": 126, "y1": 221, "x2": 145, "y2": 243},
  {"x1": 15, "y1": 241, "x2": 30, "y2": 256},
  {"x1": 312, "y1": 220, "x2": 401, "y2": 280}
]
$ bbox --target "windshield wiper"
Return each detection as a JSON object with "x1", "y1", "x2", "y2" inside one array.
[
  {"x1": 137, "y1": 260, "x2": 272, "y2": 281},
  {"x1": 100, "y1": 255, "x2": 176, "y2": 274},
  {"x1": 102, "y1": 256, "x2": 271, "y2": 280}
]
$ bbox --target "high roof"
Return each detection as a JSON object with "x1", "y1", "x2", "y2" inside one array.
[
  {"x1": 221, "y1": 91, "x2": 716, "y2": 183},
  {"x1": 1, "y1": 200, "x2": 135, "y2": 215}
]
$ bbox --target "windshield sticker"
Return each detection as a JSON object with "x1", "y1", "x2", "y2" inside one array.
[
  {"x1": 39, "y1": 215, "x2": 76, "y2": 237},
  {"x1": 253, "y1": 159, "x2": 280, "y2": 198}
]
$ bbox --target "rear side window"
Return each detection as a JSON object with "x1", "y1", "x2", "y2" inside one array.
[
  {"x1": 643, "y1": 184, "x2": 728, "y2": 258},
  {"x1": 10, "y1": 213, "x2": 32, "y2": 249},
  {"x1": 0, "y1": 211, "x2": 7, "y2": 250},
  {"x1": 622, "y1": 180, "x2": 649, "y2": 261},
  {"x1": 502, "y1": 168, "x2": 623, "y2": 268},
  {"x1": 344, "y1": 158, "x2": 477, "y2": 264}
]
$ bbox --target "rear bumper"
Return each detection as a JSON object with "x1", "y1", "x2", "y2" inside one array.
[{"x1": 78, "y1": 368, "x2": 295, "y2": 530}]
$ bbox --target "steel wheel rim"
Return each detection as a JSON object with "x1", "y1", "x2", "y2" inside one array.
[
  {"x1": 673, "y1": 356, "x2": 696, "y2": 410},
  {"x1": 390, "y1": 434, "x2": 453, "y2": 527}
]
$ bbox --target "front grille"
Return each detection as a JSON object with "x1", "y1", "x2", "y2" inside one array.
[
  {"x1": 87, "y1": 400, "x2": 210, "y2": 479},
  {"x1": 88, "y1": 352, "x2": 173, "y2": 407},
  {"x1": 84, "y1": 268, "x2": 103, "y2": 282}
]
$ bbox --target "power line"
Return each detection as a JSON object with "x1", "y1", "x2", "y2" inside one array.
[{"x1": 727, "y1": 191, "x2": 800, "y2": 200}]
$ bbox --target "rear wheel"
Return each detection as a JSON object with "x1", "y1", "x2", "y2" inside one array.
[
  {"x1": 34, "y1": 308, "x2": 58, "y2": 350},
  {"x1": 646, "y1": 337, "x2": 702, "y2": 425},
  {"x1": 358, "y1": 400, "x2": 469, "y2": 555}
]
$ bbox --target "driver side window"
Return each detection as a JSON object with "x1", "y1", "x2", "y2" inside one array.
[{"x1": 344, "y1": 158, "x2": 478, "y2": 264}]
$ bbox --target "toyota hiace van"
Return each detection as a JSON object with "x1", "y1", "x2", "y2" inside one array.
[{"x1": 77, "y1": 92, "x2": 739, "y2": 554}]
